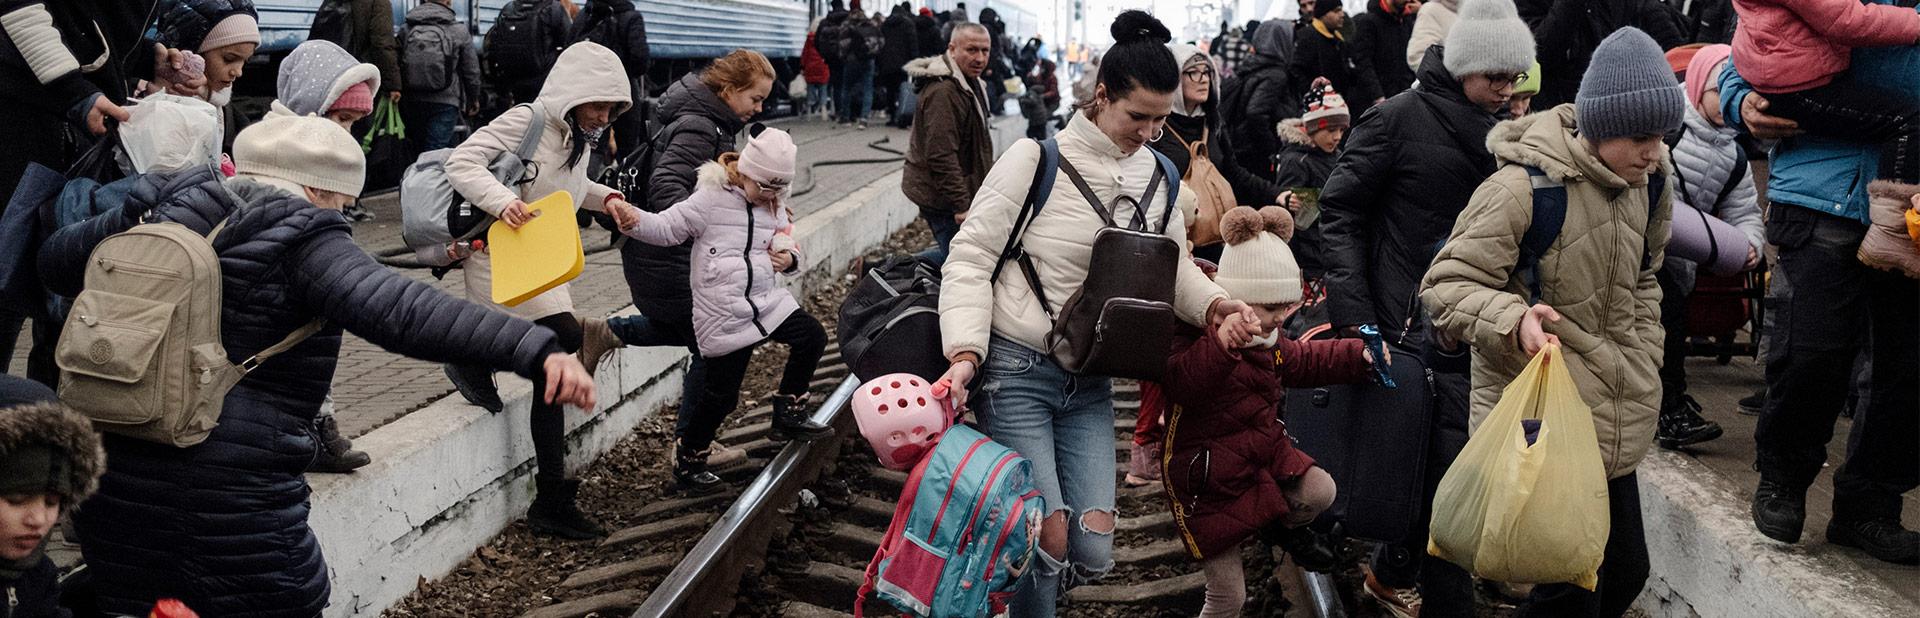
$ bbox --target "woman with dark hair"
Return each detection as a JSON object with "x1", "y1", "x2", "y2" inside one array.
[{"x1": 933, "y1": 11, "x2": 1261, "y2": 617}]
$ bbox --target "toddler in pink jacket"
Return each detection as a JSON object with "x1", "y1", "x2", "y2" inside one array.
[{"x1": 1732, "y1": 0, "x2": 1920, "y2": 181}]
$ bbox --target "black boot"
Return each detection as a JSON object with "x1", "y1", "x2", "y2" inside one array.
[
  {"x1": 1827, "y1": 517, "x2": 1920, "y2": 565},
  {"x1": 769, "y1": 394, "x2": 833, "y2": 442},
  {"x1": 1264, "y1": 525, "x2": 1340, "y2": 573},
  {"x1": 528, "y1": 478, "x2": 608, "y2": 540},
  {"x1": 1752, "y1": 479, "x2": 1807, "y2": 544},
  {"x1": 1738, "y1": 388, "x2": 1766, "y2": 416},
  {"x1": 1656, "y1": 395, "x2": 1724, "y2": 450},
  {"x1": 674, "y1": 443, "x2": 725, "y2": 496},
  {"x1": 307, "y1": 415, "x2": 371, "y2": 473},
  {"x1": 444, "y1": 364, "x2": 503, "y2": 413}
]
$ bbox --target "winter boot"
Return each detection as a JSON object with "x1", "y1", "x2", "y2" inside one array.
[
  {"x1": 444, "y1": 363, "x2": 503, "y2": 413},
  {"x1": 1656, "y1": 395, "x2": 1724, "y2": 450},
  {"x1": 1124, "y1": 441, "x2": 1162, "y2": 487},
  {"x1": 307, "y1": 415, "x2": 371, "y2": 473},
  {"x1": 528, "y1": 477, "x2": 608, "y2": 540},
  {"x1": 1827, "y1": 517, "x2": 1920, "y2": 565},
  {"x1": 1859, "y1": 181, "x2": 1920, "y2": 279},
  {"x1": 770, "y1": 393, "x2": 834, "y2": 442},
  {"x1": 1263, "y1": 525, "x2": 1339, "y2": 573},
  {"x1": 673, "y1": 442, "x2": 725, "y2": 495},
  {"x1": 1738, "y1": 387, "x2": 1766, "y2": 416},
  {"x1": 1752, "y1": 479, "x2": 1807, "y2": 544},
  {"x1": 577, "y1": 317, "x2": 626, "y2": 377}
]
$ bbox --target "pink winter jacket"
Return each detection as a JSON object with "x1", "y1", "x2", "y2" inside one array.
[
  {"x1": 1732, "y1": 0, "x2": 1920, "y2": 93},
  {"x1": 623, "y1": 161, "x2": 802, "y2": 358}
]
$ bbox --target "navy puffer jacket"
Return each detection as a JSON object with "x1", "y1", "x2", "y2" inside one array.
[
  {"x1": 43, "y1": 169, "x2": 560, "y2": 617},
  {"x1": 621, "y1": 73, "x2": 742, "y2": 324}
]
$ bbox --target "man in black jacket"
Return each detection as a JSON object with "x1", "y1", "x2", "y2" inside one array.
[
  {"x1": 1316, "y1": 0, "x2": 1536, "y2": 612},
  {"x1": 1293, "y1": 0, "x2": 1362, "y2": 115},
  {"x1": 878, "y1": 3, "x2": 918, "y2": 123},
  {"x1": 571, "y1": 0, "x2": 648, "y2": 157},
  {"x1": 1519, "y1": 0, "x2": 1686, "y2": 108},
  {"x1": 1220, "y1": 18, "x2": 1297, "y2": 178},
  {"x1": 1349, "y1": 0, "x2": 1421, "y2": 109}
]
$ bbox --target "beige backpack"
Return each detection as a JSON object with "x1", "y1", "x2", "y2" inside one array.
[
  {"x1": 55, "y1": 220, "x2": 322, "y2": 447},
  {"x1": 1170, "y1": 128, "x2": 1239, "y2": 249}
]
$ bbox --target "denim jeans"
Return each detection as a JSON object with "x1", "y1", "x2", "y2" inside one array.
[
  {"x1": 837, "y1": 60, "x2": 874, "y2": 123},
  {"x1": 401, "y1": 101, "x2": 460, "y2": 152},
  {"x1": 806, "y1": 83, "x2": 830, "y2": 115},
  {"x1": 974, "y1": 336, "x2": 1116, "y2": 617},
  {"x1": 913, "y1": 210, "x2": 961, "y2": 266}
]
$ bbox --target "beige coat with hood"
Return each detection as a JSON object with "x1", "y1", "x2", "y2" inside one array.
[
  {"x1": 1406, "y1": 0, "x2": 1459, "y2": 73},
  {"x1": 447, "y1": 42, "x2": 630, "y2": 320},
  {"x1": 1419, "y1": 105, "x2": 1671, "y2": 479},
  {"x1": 940, "y1": 112, "x2": 1224, "y2": 362}
]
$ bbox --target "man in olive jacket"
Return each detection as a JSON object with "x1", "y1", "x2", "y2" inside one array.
[{"x1": 903, "y1": 22, "x2": 993, "y2": 265}]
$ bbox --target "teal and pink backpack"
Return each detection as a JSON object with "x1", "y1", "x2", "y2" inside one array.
[{"x1": 854, "y1": 423, "x2": 1044, "y2": 617}]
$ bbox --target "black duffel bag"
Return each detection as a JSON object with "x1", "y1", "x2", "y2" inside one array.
[{"x1": 837, "y1": 255, "x2": 948, "y2": 382}]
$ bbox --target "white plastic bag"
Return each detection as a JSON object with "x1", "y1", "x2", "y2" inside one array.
[{"x1": 122, "y1": 94, "x2": 222, "y2": 174}]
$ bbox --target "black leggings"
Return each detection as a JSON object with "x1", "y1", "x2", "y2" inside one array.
[
  {"x1": 1517, "y1": 473, "x2": 1649, "y2": 618},
  {"x1": 680, "y1": 310, "x2": 828, "y2": 451},
  {"x1": 531, "y1": 314, "x2": 584, "y2": 483}
]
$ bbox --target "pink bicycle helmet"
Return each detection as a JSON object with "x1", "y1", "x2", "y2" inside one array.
[{"x1": 852, "y1": 373, "x2": 952, "y2": 470}]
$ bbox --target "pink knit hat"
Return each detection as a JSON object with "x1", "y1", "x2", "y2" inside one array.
[
  {"x1": 329, "y1": 81, "x2": 374, "y2": 115},
  {"x1": 1685, "y1": 44, "x2": 1733, "y2": 113},
  {"x1": 738, "y1": 126, "x2": 796, "y2": 187}
]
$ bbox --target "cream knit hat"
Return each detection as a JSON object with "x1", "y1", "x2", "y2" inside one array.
[
  {"x1": 1214, "y1": 206, "x2": 1302, "y2": 305},
  {"x1": 738, "y1": 124, "x2": 797, "y2": 187},
  {"x1": 232, "y1": 115, "x2": 365, "y2": 197}
]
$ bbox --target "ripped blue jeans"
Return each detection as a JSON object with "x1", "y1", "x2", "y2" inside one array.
[{"x1": 974, "y1": 336, "x2": 1116, "y2": 617}]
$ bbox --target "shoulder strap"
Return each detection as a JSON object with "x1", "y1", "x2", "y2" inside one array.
[
  {"x1": 239, "y1": 319, "x2": 327, "y2": 373},
  {"x1": 1709, "y1": 147, "x2": 1745, "y2": 212},
  {"x1": 988, "y1": 138, "x2": 1059, "y2": 284},
  {"x1": 1056, "y1": 157, "x2": 1118, "y2": 227},
  {"x1": 1150, "y1": 149, "x2": 1180, "y2": 233},
  {"x1": 1644, "y1": 170, "x2": 1667, "y2": 272},
  {"x1": 1519, "y1": 166, "x2": 1567, "y2": 303},
  {"x1": 513, "y1": 102, "x2": 547, "y2": 164}
]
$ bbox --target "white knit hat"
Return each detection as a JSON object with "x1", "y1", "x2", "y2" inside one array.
[
  {"x1": 232, "y1": 115, "x2": 365, "y2": 197},
  {"x1": 1214, "y1": 206, "x2": 1302, "y2": 305},
  {"x1": 737, "y1": 124, "x2": 797, "y2": 187},
  {"x1": 1442, "y1": 0, "x2": 1535, "y2": 78}
]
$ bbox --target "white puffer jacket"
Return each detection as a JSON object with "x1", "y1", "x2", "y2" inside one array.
[
  {"x1": 1668, "y1": 107, "x2": 1766, "y2": 285},
  {"x1": 940, "y1": 113, "x2": 1227, "y2": 362}
]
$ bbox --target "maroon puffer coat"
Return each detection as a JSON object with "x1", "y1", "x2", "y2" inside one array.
[{"x1": 1160, "y1": 324, "x2": 1370, "y2": 559}]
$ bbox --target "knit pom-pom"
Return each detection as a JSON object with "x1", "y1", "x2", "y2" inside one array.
[
  {"x1": 1219, "y1": 206, "x2": 1264, "y2": 245},
  {"x1": 1259, "y1": 206, "x2": 1295, "y2": 242}
]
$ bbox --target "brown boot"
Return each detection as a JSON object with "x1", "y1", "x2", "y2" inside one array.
[
  {"x1": 577, "y1": 317, "x2": 626, "y2": 377},
  {"x1": 1861, "y1": 181, "x2": 1920, "y2": 279}
]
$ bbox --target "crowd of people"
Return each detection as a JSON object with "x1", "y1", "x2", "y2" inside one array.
[{"x1": 0, "y1": 0, "x2": 1914, "y2": 615}]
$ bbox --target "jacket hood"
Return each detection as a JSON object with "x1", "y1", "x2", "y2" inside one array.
[
  {"x1": 0, "y1": 399, "x2": 106, "y2": 505},
  {"x1": 405, "y1": 1, "x2": 457, "y2": 25},
  {"x1": 1489, "y1": 104, "x2": 1662, "y2": 190},
  {"x1": 276, "y1": 39, "x2": 381, "y2": 117},
  {"x1": 535, "y1": 42, "x2": 633, "y2": 124},
  {"x1": 1277, "y1": 118, "x2": 1312, "y2": 146},
  {"x1": 657, "y1": 72, "x2": 746, "y2": 134},
  {"x1": 907, "y1": 53, "x2": 981, "y2": 101},
  {"x1": 1167, "y1": 43, "x2": 1219, "y2": 117},
  {"x1": 1249, "y1": 18, "x2": 1295, "y2": 64}
]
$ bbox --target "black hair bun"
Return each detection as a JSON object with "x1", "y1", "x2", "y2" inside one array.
[{"x1": 1111, "y1": 11, "x2": 1171, "y2": 45}]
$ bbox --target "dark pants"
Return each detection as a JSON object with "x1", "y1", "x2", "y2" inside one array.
[
  {"x1": 0, "y1": 311, "x2": 58, "y2": 387},
  {"x1": 1517, "y1": 473, "x2": 1649, "y2": 618},
  {"x1": 530, "y1": 314, "x2": 583, "y2": 483},
  {"x1": 1370, "y1": 361, "x2": 1475, "y2": 617},
  {"x1": 913, "y1": 210, "x2": 961, "y2": 266},
  {"x1": 401, "y1": 101, "x2": 461, "y2": 153},
  {"x1": 0, "y1": 99, "x2": 77, "y2": 388},
  {"x1": 1768, "y1": 81, "x2": 1920, "y2": 184},
  {"x1": 1657, "y1": 265, "x2": 1692, "y2": 410},
  {"x1": 827, "y1": 62, "x2": 846, "y2": 116},
  {"x1": 679, "y1": 310, "x2": 828, "y2": 451},
  {"x1": 605, "y1": 310, "x2": 709, "y2": 439},
  {"x1": 837, "y1": 60, "x2": 875, "y2": 123},
  {"x1": 1755, "y1": 204, "x2": 1919, "y2": 521}
]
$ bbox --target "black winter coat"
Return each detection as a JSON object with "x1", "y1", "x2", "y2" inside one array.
[
  {"x1": 1292, "y1": 24, "x2": 1363, "y2": 116},
  {"x1": 1319, "y1": 47, "x2": 1500, "y2": 345},
  {"x1": 914, "y1": 14, "x2": 942, "y2": 57},
  {"x1": 1683, "y1": 0, "x2": 1736, "y2": 44},
  {"x1": 623, "y1": 73, "x2": 743, "y2": 324},
  {"x1": 1274, "y1": 125, "x2": 1337, "y2": 279},
  {"x1": 44, "y1": 170, "x2": 559, "y2": 617},
  {"x1": 879, "y1": 11, "x2": 918, "y2": 82},
  {"x1": 571, "y1": 0, "x2": 648, "y2": 83},
  {"x1": 817, "y1": 9, "x2": 850, "y2": 66},
  {"x1": 1148, "y1": 107, "x2": 1285, "y2": 208},
  {"x1": 1221, "y1": 19, "x2": 1297, "y2": 178},
  {"x1": 0, "y1": 0, "x2": 158, "y2": 114},
  {"x1": 1519, "y1": 0, "x2": 1687, "y2": 108},
  {"x1": 0, "y1": 556, "x2": 67, "y2": 618},
  {"x1": 1348, "y1": 8, "x2": 1416, "y2": 108}
]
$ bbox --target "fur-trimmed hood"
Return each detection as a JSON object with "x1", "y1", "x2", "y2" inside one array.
[
  {"x1": 1277, "y1": 118, "x2": 1312, "y2": 146},
  {"x1": 696, "y1": 160, "x2": 734, "y2": 192},
  {"x1": 1869, "y1": 179, "x2": 1920, "y2": 206},
  {"x1": 0, "y1": 401, "x2": 106, "y2": 505}
]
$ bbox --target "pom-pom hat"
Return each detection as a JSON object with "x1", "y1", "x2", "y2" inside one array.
[{"x1": 1214, "y1": 206, "x2": 1303, "y2": 304}]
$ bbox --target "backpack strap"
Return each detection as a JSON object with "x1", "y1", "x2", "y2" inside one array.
[
  {"x1": 1149, "y1": 148, "x2": 1181, "y2": 234},
  {"x1": 988, "y1": 138, "x2": 1058, "y2": 285},
  {"x1": 1709, "y1": 148, "x2": 1745, "y2": 213},
  {"x1": 1518, "y1": 166, "x2": 1567, "y2": 304},
  {"x1": 1644, "y1": 170, "x2": 1666, "y2": 272},
  {"x1": 238, "y1": 319, "x2": 326, "y2": 373}
]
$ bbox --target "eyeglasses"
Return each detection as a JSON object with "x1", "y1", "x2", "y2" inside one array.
[
  {"x1": 755, "y1": 180, "x2": 790, "y2": 195},
  {"x1": 1183, "y1": 68, "x2": 1213, "y2": 82},
  {"x1": 1487, "y1": 72, "x2": 1531, "y2": 88}
]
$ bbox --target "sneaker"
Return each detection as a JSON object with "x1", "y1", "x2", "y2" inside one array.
[
  {"x1": 307, "y1": 415, "x2": 372, "y2": 473},
  {"x1": 1124, "y1": 441, "x2": 1161, "y2": 487},
  {"x1": 1657, "y1": 395, "x2": 1724, "y2": 450},
  {"x1": 1827, "y1": 517, "x2": 1920, "y2": 565},
  {"x1": 527, "y1": 478, "x2": 608, "y2": 540},
  {"x1": 1738, "y1": 388, "x2": 1765, "y2": 416},
  {"x1": 1752, "y1": 479, "x2": 1807, "y2": 544},
  {"x1": 577, "y1": 317, "x2": 625, "y2": 377},
  {"x1": 1859, "y1": 182, "x2": 1920, "y2": 278},
  {"x1": 1362, "y1": 565, "x2": 1423, "y2": 618},
  {"x1": 857, "y1": 120, "x2": 869, "y2": 130},
  {"x1": 443, "y1": 364, "x2": 504, "y2": 413},
  {"x1": 343, "y1": 201, "x2": 376, "y2": 222}
]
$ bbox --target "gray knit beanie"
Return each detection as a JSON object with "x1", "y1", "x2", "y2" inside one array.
[
  {"x1": 1576, "y1": 28, "x2": 1686, "y2": 141},
  {"x1": 1442, "y1": 0, "x2": 1534, "y2": 78}
]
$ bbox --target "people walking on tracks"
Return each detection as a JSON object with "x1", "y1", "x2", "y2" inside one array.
[
  {"x1": 1162, "y1": 206, "x2": 1378, "y2": 618},
  {"x1": 1422, "y1": 27, "x2": 1684, "y2": 617},
  {"x1": 577, "y1": 49, "x2": 776, "y2": 492},
  {"x1": 1148, "y1": 42, "x2": 1290, "y2": 263},
  {"x1": 1317, "y1": 0, "x2": 1535, "y2": 613},
  {"x1": 443, "y1": 41, "x2": 632, "y2": 540},
  {"x1": 43, "y1": 114, "x2": 595, "y2": 617},
  {"x1": 605, "y1": 126, "x2": 835, "y2": 495},
  {"x1": 0, "y1": 374, "x2": 104, "y2": 617},
  {"x1": 1218, "y1": 18, "x2": 1298, "y2": 178},
  {"x1": 932, "y1": 12, "x2": 1263, "y2": 617},
  {"x1": 401, "y1": 0, "x2": 483, "y2": 153},
  {"x1": 902, "y1": 22, "x2": 994, "y2": 266}
]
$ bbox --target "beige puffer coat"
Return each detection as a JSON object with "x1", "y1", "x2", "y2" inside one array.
[
  {"x1": 446, "y1": 42, "x2": 630, "y2": 320},
  {"x1": 1419, "y1": 104, "x2": 1671, "y2": 479}
]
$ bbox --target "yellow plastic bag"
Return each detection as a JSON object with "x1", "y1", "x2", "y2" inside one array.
[
  {"x1": 488, "y1": 191, "x2": 584, "y2": 307},
  {"x1": 1427, "y1": 345, "x2": 1610, "y2": 590}
]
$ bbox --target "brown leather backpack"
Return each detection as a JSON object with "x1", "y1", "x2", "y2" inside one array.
[{"x1": 1170, "y1": 128, "x2": 1238, "y2": 249}]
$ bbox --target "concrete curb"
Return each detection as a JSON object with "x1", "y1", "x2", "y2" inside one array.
[
  {"x1": 1634, "y1": 451, "x2": 1919, "y2": 618},
  {"x1": 311, "y1": 117, "x2": 1028, "y2": 617}
]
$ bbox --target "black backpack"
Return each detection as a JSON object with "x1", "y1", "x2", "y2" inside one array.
[
  {"x1": 484, "y1": 0, "x2": 553, "y2": 84},
  {"x1": 837, "y1": 256, "x2": 949, "y2": 382},
  {"x1": 308, "y1": 0, "x2": 354, "y2": 47},
  {"x1": 402, "y1": 23, "x2": 457, "y2": 93}
]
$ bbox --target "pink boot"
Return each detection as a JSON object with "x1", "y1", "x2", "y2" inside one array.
[{"x1": 1125, "y1": 441, "x2": 1162, "y2": 487}]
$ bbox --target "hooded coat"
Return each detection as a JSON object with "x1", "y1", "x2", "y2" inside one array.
[
  {"x1": 42, "y1": 168, "x2": 559, "y2": 617},
  {"x1": 914, "y1": 11, "x2": 942, "y2": 58},
  {"x1": 1150, "y1": 45, "x2": 1287, "y2": 247},
  {"x1": 1517, "y1": 0, "x2": 1687, "y2": 108},
  {"x1": 623, "y1": 162, "x2": 803, "y2": 357},
  {"x1": 1160, "y1": 324, "x2": 1370, "y2": 559},
  {"x1": 1319, "y1": 46, "x2": 1500, "y2": 344},
  {"x1": 1407, "y1": 0, "x2": 1459, "y2": 72},
  {"x1": 401, "y1": 0, "x2": 481, "y2": 108},
  {"x1": 1419, "y1": 104, "x2": 1672, "y2": 479},
  {"x1": 446, "y1": 42, "x2": 629, "y2": 320},
  {"x1": 1350, "y1": 0, "x2": 1418, "y2": 105},
  {"x1": 1273, "y1": 120, "x2": 1336, "y2": 278},
  {"x1": 902, "y1": 53, "x2": 993, "y2": 214},
  {"x1": 803, "y1": 31, "x2": 831, "y2": 84},
  {"x1": 624, "y1": 71, "x2": 745, "y2": 322},
  {"x1": 1221, "y1": 19, "x2": 1298, "y2": 177},
  {"x1": 0, "y1": 380, "x2": 99, "y2": 618},
  {"x1": 270, "y1": 39, "x2": 380, "y2": 118}
]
